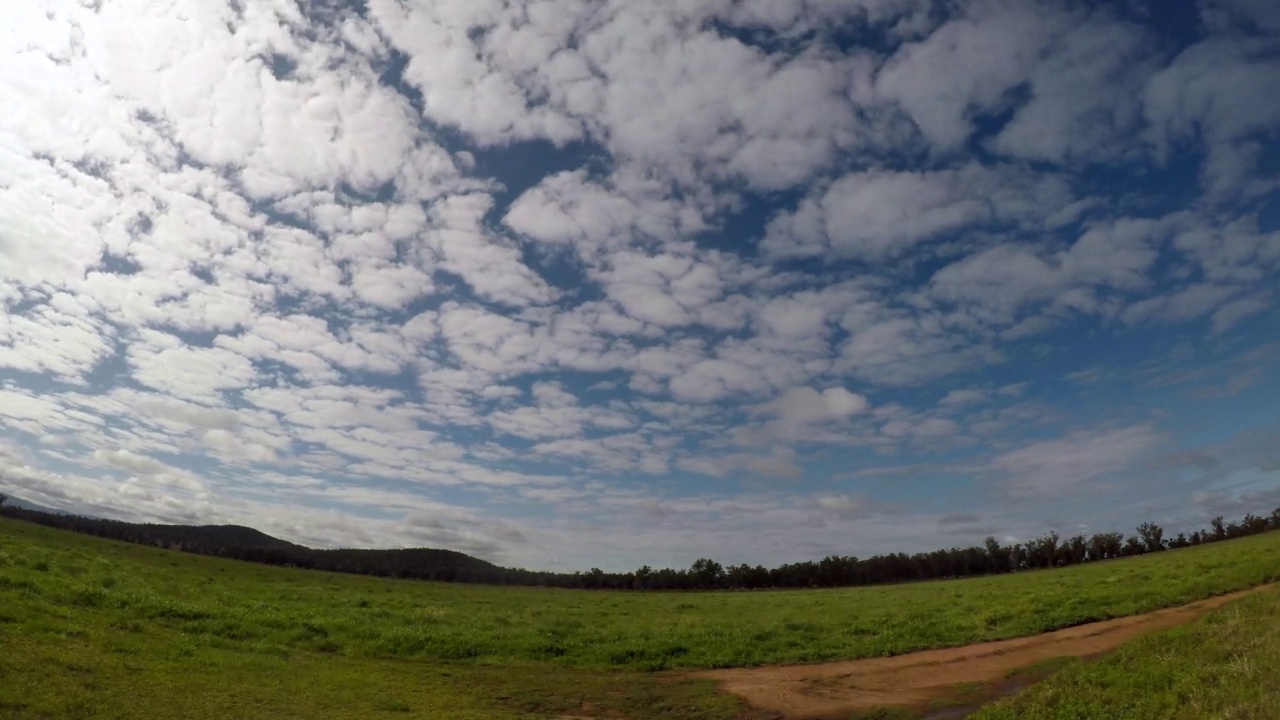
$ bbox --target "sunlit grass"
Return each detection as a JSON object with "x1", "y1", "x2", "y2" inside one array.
[
  {"x1": 972, "y1": 588, "x2": 1280, "y2": 719},
  {"x1": 3, "y1": 518, "x2": 1280, "y2": 719}
]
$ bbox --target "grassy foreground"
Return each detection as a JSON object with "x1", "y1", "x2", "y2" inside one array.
[
  {"x1": 3, "y1": 518, "x2": 1280, "y2": 719},
  {"x1": 971, "y1": 587, "x2": 1280, "y2": 719}
]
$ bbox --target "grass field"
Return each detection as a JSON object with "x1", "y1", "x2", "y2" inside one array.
[
  {"x1": 3, "y1": 517, "x2": 1280, "y2": 719},
  {"x1": 971, "y1": 588, "x2": 1280, "y2": 719}
]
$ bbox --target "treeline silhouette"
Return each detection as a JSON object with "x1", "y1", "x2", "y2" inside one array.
[{"x1": 2, "y1": 494, "x2": 1278, "y2": 590}]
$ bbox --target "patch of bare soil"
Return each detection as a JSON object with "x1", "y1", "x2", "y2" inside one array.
[{"x1": 692, "y1": 585, "x2": 1275, "y2": 719}]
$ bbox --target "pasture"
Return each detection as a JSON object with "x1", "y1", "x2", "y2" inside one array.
[
  {"x1": 3, "y1": 517, "x2": 1280, "y2": 718},
  {"x1": 972, "y1": 587, "x2": 1280, "y2": 719}
]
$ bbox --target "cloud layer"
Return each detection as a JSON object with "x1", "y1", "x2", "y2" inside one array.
[{"x1": 1, "y1": 0, "x2": 1278, "y2": 570}]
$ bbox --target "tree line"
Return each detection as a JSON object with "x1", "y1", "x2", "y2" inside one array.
[{"x1": 2, "y1": 493, "x2": 1278, "y2": 590}]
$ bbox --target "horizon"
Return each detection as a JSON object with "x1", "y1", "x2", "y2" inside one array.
[
  {"x1": 5, "y1": 494, "x2": 1272, "y2": 577},
  {"x1": 1, "y1": 0, "x2": 1278, "y2": 573}
]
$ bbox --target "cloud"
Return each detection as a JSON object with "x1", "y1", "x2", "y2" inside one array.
[
  {"x1": 423, "y1": 193, "x2": 559, "y2": 307},
  {"x1": 763, "y1": 165, "x2": 1073, "y2": 261},
  {"x1": 126, "y1": 330, "x2": 258, "y2": 405},
  {"x1": 814, "y1": 493, "x2": 874, "y2": 517},
  {"x1": 987, "y1": 425, "x2": 1167, "y2": 498},
  {"x1": 0, "y1": 0, "x2": 1276, "y2": 570},
  {"x1": 985, "y1": 14, "x2": 1157, "y2": 163},
  {"x1": 873, "y1": 2, "x2": 1071, "y2": 152},
  {"x1": 1142, "y1": 33, "x2": 1280, "y2": 198},
  {"x1": 761, "y1": 386, "x2": 870, "y2": 424},
  {"x1": 835, "y1": 312, "x2": 1002, "y2": 387},
  {"x1": 940, "y1": 389, "x2": 985, "y2": 407}
]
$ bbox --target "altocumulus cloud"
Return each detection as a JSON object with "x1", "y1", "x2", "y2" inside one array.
[{"x1": 0, "y1": 0, "x2": 1279, "y2": 571}]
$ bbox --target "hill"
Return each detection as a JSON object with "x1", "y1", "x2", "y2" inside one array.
[
  {"x1": 2, "y1": 516, "x2": 1279, "y2": 719},
  {"x1": 0, "y1": 494, "x2": 79, "y2": 516},
  {"x1": 0, "y1": 504, "x2": 504, "y2": 582},
  {"x1": 4, "y1": 499, "x2": 1280, "y2": 590},
  {"x1": 182, "y1": 524, "x2": 304, "y2": 549}
]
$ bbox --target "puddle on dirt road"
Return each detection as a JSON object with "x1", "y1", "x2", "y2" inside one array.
[
  {"x1": 918, "y1": 675, "x2": 1039, "y2": 720},
  {"x1": 693, "y1": 584, "x2": 1274, "y2": 720}
]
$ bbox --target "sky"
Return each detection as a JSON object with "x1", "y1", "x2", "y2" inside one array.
[{"x1": 0, "y1": 0, "x2": 1278, "y2": 572}]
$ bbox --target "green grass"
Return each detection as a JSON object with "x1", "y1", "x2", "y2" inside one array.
[
  {"x1": 971, "y1": 588, "x2": 1280, "y2": 719},
  {"x1": 3, "y1": 518, "x2": 1280, "y2": 719}
]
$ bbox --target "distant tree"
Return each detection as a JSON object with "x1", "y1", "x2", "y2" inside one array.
[
  {"x1": 5, "y1": 494, "x2": 1279, "y2": 593},
  {"x1": 1123, "y1": 535, "x2": 1146, "y2": 556},
  {"x1": 726, "y1": 563, "x2": 761, "y2": 589},
  {"x1": 1211, "y1": 515, "x2": 1227, "y2": 541},
  {"x1": 1025, "y1": 532, "x2": 1060, "y2": 569},
  {"x1": 1009, "y1": 543, "x2": 1025, "y2": 571},
  {"x1": 1087, "y1": 533, "x2": 1117, "y2": 561},
  {"x1": 689, "y1": 558, "x2": 724, "y2": 589},
  {"x1": 1242, "y1": 513, "x2": 1269, "y2": 535},
  {"x1": 751, "y1": 564, "x2": 770, "y2": 588},
  {"x1": 1136, "y1": 522, "x2": 1165, "y2": 553},
  {"x1": 1065, "y1": 535, "x2": 1088, "y2": 565},
  {"x1": 633, "y1": 565, "x2": 653, "y2": 590},
  {"x1": 983, "y1": 536, "x2": 1011, "y2": 573}
]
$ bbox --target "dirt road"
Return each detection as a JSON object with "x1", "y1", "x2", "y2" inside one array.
[{"x1": 692, "y1": 585, "x2": 1274, "y2": 719}]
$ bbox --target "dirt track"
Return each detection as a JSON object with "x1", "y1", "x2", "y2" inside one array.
[{"x1": 693, "y1": 585, "x2": 1274, "y2": 719}]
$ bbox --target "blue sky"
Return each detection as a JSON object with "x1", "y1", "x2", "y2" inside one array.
[{"x1": 0, "y1": 0, "x2": 1278, "y2": 571}]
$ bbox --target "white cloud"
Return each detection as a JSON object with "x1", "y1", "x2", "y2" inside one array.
[
  {"x1": 0, "y1": 0, "x2": 1276, "y2": 570},
  {"x1": 503, "y1": 170, "x2": 708, "y2": 260},
  {"x1": 422, "y1": 193, "x2": 558, "y2": 307},
  {"x1": 595, "y1": 251, "x2": 729, "y2": 328},
  {"x1": 987, "y1": 425, "x2": 1166, "y2": 497},
  {"x1": 986, "y1": 16, "x2": 1157, "y2": 163},
  {"x1": 0, "y1": 153, "x2": 115, "y2": 287},
  {"x1": 940, "y1": 389, "x2": 985, "y2": 407},
  {"x1": 1205, "y1": 0, "x2": 1280, "y2": 32},
  {"x1": 928, "y1": 216, "x2": 1172, "y2": 331},
  {"x1": 1143, "y1": 34, "x2": 1280, "y2": 198},
  {"x1": 763, "y1": 165, "x2": 1073, "y2": 261},
  {"x1": 836, "y1": 311, "x2": 1001, "y2": 387},
  {"x1": 762, "y1": 386, "x2": 870, "y2": 424},
  {"x1": 0, "y1": 300, "x2": 115, "y2": 382},
  {"x1": 126, "y1": 330, "x2": 257, "y2": 405},
  {"x1": 757, "y1": 294, "x2": 831, "y2": 339},
  {"x1": 873, "y1": 3, "x2": 1071, "y2": 152},
  {"x1": 365, "y1": 0, "x2": 584, "y2": 147}
]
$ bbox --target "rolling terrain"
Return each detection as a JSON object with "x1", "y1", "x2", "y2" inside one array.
[{"x1": 2, "y1": 516, "x2": 1279, "y2": 718}]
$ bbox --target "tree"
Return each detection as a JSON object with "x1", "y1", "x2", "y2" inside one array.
[
  {"x1": 0, "y1": 493, "x2": 7, "y2": 507},
  {"x1": 1087, "y1": 532, "x2": 1123, "y2": 561},
  {"x1": 633, "y1": 565, "x2": 653, "y2": 590},
  {"x1": 1211, "y1": 515, "x2": 1227, "y2": 541},
  {"x1": 1065, "y1": 535, "x2": 1088, "y2": 565},
  {"x1": 4, "y1": 494, "x2": 1278, "y2": 592},
  {"x1": 585, "y1": 567, "x2": 605, "y2": 589},
  {"x1": 1242, "y1": 513, "x2": 1269, "y2": 535},
  {"x1": 1136, "y1": 522, "x2": 1165, "y2": 553},
  {"x1": 1024, "y1": 532, "x2": 1060, "y2": 568},
  {"x1": 727, "y1": 563, "x2": 767, "y2": 589},
  {"x1": 689, "y1": 558, "x2": 724, "y2": 589},
  {"x1": 1123, "y1": 535, "x2": 1146, "y2": 556},
  {"x1": 984, "y1": 536, "x2": 1012, "y2": 573}
]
